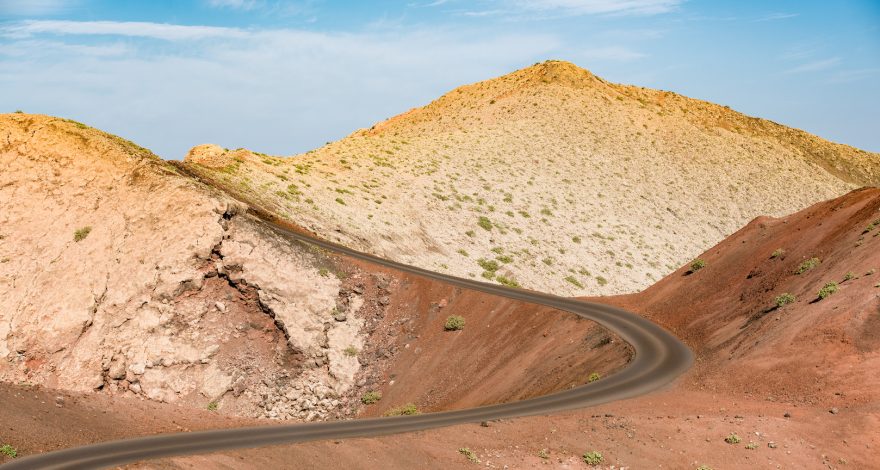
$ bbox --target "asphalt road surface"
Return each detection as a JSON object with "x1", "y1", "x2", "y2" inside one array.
[{"x1": 3, "y1": 212, "x2": 693, "y2": 469}]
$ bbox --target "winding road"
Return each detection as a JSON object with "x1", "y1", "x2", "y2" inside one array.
[{"x1": 2, "y1": 213, "x2": 693, "y2": 469}]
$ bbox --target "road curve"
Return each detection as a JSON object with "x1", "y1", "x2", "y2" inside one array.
[{"x1": 2, "y1": 213, "x2": 693, "y2": 470}]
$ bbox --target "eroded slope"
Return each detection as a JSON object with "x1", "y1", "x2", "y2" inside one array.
[{"x1": 180, "y1": 60, "x2": 878, "y2": 298}]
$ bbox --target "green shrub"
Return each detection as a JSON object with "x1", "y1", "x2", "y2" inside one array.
[
  {"x1": 817, "y1": 282, "x2": 838, "y2": 300},
  {"x1": 775, "y1": 293, "x2": 796, "y2": 308},
  {"x1": 335, "y1": 197, "x2": 346, "y2": 205},
  {"x1": 384, "y1": 403, "x2": 419, "y2": 416},
  {"x1": 477, "y1": 258, "x2": 499, "y2": 273},
  {"x1": 564, "y1": 276, "x2": 584, "y2": 288},
  {"x1": 572, "y1": 236, "x2": 582, "y2": 244},
  {"x1": 0, "y1": 444, "x2": 16, "y2": 458},
  {"x1": 465, "y1": 230, "x2": 475, "y2": 237},
  {"x1": 770, "y1": 248, "x2": 785, "y2": 258},
  {"x1": 477, "y1": 216, "x2": 493, "y2": 231},
  {"x1": 361, "y1": 391, "x2": 382, "y2": 405},
  {"x1": 796, "y1": 257, "x2": 820, "y2": 274},
  {"x1": 843, "y1": 271, "x2": 856, "y2": 281},
  {"x1": 73, "y1": 226, "x2": 92, "y2": 242},
  {"x1": 696, "y1": 466, "x2": 713, "y2": 470},
  {"x1": 583, "y1": 451, "x2": 603, "y2": 466},
  {"x1": 724, "y1": 433, "x2": 741, "y2": 444},
  {"x1": 496, "y1": 275, "x2": 521, "y2": 288},
  {"x1": 596, "y1": 276, "x2": 608, "y2": 286},
  {"x1": 457, "y1": 249, "x2": 469, "y2": 257},
  {"x1": 459, "y1": 447, "x2": 479, "y2": 463},
  {"x1": 207, "y1": 402, "x2": 218, "y2": 411},
  {"x1": 538, "y1": 449, "x2": 549, "y2": 459},
  {"x1": 496, "y1": 255, "x2": 513, "y2": 263},
  {"x1": 343, "y1": 345, "x2": 359, "y2": 357},
  {"x1": 588, "y1": 372, "x2": 601, "y2": 382},
  {"x1": 444, "y1": 315, "x2": 465, "y2": 331},
  {"x1": 690, "y1": 259, "x2": 706, "y2": 272}
]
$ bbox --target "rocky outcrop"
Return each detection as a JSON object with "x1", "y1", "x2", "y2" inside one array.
[{"x1": 0, "y1": 114, "x2": 373, "y2": 421}]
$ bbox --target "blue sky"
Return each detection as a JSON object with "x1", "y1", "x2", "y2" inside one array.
[{"x1": 1, "y1": 1, "x2": 878, "y2": 158}]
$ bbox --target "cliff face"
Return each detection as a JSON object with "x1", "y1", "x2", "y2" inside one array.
[
  {"x1": 0, "y1": 114, "x2": 372, "y2": 421},
  {"x1": 181, "y1": 60, "x2": 877, "y2": 297}
]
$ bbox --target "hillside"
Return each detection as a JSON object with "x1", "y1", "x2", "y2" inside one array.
[
  {"x1": 0, "y1": 113, "x2": 627, "y2": 434},
  {"x1": 180, "y1": 60, "x2": 879, "y2": 296}
]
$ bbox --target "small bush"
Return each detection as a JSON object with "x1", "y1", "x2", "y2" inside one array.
[
  {"x1": 477, "y1": 258, "x2": 499, "y2": 273},
  {"x1": 796, "y1": 257, "x2": 820, "y2": 274},
  {"x1": 775, "y1": 293, "x2": 796, "y2": 308},
  {"x1": 724, "y1": 433, "x2": 741, "y2": 444},
  {"x1": 459, "y1": 447, "x2": 480, "y2": 463},
  {"x1": 572, "y1": 236, "x2": 582, "y2": 244},
  {"x1": 343, "y1": 345, "x2": 359, "y2": 357},
  {"x1": 384, "y1": 403, "x2": 420, "y2": 416},
  {"x1": 696, "y1": 466, "x2": 713, "y2": 470},
  {"x1": 335, "y1": 197, "x2": 346, "y2": 205},
  {"x1": 538, "y1": 449, "x2": 549, "y2": 459},
  {"x1": 817, "y1": 282, "x2": 838, "y2": 300},
  {"x1": 843, "y1": 271, "x2": 856, "y2": 281},
  {"x1": 564, "y1": 276, "x2": 584, "y2": 289},
  {"x1": 770, "y1": 248, "x2": 785, "y2": 258},
  {"x1": 496, "y1": 275, "x2": 521, "y2": 288},
  {"x1": 745, "y1": 442, "x2": 758, "y2": 450},
  {"x1": 689, "y1": 259, "x2": 706, "y2": 272},
  {"x1": 477, "y1": 216, "x2": 493, "y2": 231},
  {"x1": 596, "y1": 276, "x2": 608, "y2": 286},
  {"x1": 583, "y1": 450, "x2": 603, "y2": 466},
  {"x1": 588, "y1": 372, "x2": 601, "y2": 382},
  {"x1": 207, "y1": 402, "x2": 218, "y2": 411},
  {"x1": 457, "y1": 249, "x2": 469, "y2": 257},
  {"x1": 361, "y1": 391, "x2": 382, "y2": 405},
  {"x1": 73, "y1": 226, "x2": 92, "y2": 242},
  {"x1": 0, "y1": 444, "x2": 16, "y2": 458},
  {"x1": 444, "y1": 315, "x2": 465, "y2": 331}
]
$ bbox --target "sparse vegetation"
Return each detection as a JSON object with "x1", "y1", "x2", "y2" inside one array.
[
  {"x1": 477, "y1": 216, "x2": 493, "y2": 231},
  {"x1": 343, "y1": 345, "x2": 359, "y2": 357},
  {"x1": 207, "y1": 401, "x2": 218, "y2": 411},
  {"x1": 0, "y1": 444, "x2": 16, "y2": 458},
  {"x1": 771, "y1": 248, "x2": 785, "y2": 258},
  {"x1": 459, "y1": 447, "x2": 480, "y2": 463},
  {"x1": 384, "y1": 403, "x2": 420, "y2": 416},
  {"x1": 596, "y1": 276, "x2": 608, "y2": 286},
  {"x1": 746, "y1": 442, "x2": 758, "y2": 450},
  {"x1": 457, "y1": 249, "x2": 469, "y2": 257},
  {"x1": 73, "y1": 226, "x2": 92, "y2": 242},
  {"x1": 775, "y1": 293, "x2": 796, "y2": 308},
  {"x1": 696, "y1": 466, "x2": 713, "y2": 470},
  {"x1": 496, "y1": 275, "x2": 521, "y2": 288},
  {"x1": 588, "y1": 372, "x2": 601, "y2": 382},
  {"x1": 444, "y1": 315, "x2": 465, "y2": 331},
  {"x1": 689, "y1": 258, "x2": 706, "y2": 272},
  {"x1": 318, "y1": 268, "x2": 330, "y2": 277},
  {"x1": 361, "y1": 391, "x2": 382, "y2": 405},
  {"x1": 724, "y1": 433, "x2": 741, "y2": 444},
  {"x1": 817, "y1": 282, "x2": 838, "y2": 300},
  {"x1": 843, "y1": 271, "x2": 856, "y2": 281},
  {"x1": 538, "y1": 449, "x2": 549, "y2": 459},
  {"x1": 564, "y1": 276, "x2": 584, "y2": 289},
  {"x1": 796, "y1": 257, "x2": 820, "y2": 274},
  {"x1": 582, "y1": 450, "x2": 603, "y2": 466}
]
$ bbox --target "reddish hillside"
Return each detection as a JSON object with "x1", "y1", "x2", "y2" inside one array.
[{"x1": 613, "y1": 187, "x2": 880, "y2": 407}]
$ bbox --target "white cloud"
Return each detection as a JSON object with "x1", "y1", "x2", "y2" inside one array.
[
  {"x1": 784, "y1": 57, "x2": 841, "y2": 74},
  {"x1": 205, "y1": 0, "x2": 259, "y2": 9},
  {"x1": 510, "y1": 0, "x2": 682, "y2": 15},
  {"x1": 580, "y1": 45, "x2": 645, "y2": 61},
  {"x1": 0, "y1": 0, "x2": 76, "y2": 15},
  {"x1": 0, "y1": 21, "x2": 560, "y2": 158},
  {"x1": 0, "y1": 20, "x2": 249, "y2": 41},
  {"x1": 755, "y1": 12, "x2": 799, "y2": 22}
]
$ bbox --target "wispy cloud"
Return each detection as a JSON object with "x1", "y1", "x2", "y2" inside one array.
[
  {"x1": 0, "y1": 20, "x2": 248, "y2": 41},
  {"x1": 205, "y1": 0, "x2": 260, "y2": 10},
  {"x1": 461, "y1": 0, "x2": 683, "y2": 19},
  {"x1": 580, "y1": 45, "x2": 645, "y2": 61},
  {"x1": 0, "y1": 0, "x2": 77, "y2": 16},
  {"x1": 784, "y1": 57, "x2": 841, "y2": 74},
  {"x1": 755, "y1": 12, "x2": 799, "y2": 22}
]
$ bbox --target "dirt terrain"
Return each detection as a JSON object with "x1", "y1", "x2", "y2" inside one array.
[
  {"x1": 0, "y1": 113, "x2": 628, "y2": 464},
  {"x1": 181, "y1": 60, "x2": 878, "y2": 297}
]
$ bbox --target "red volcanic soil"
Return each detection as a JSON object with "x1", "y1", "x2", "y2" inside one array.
[{"x1": 4, "y1": 189, "x2": 879, "y2": 469}]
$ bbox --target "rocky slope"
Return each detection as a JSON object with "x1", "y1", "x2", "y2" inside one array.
[
  {"x1": 180, "y1": 60, "x2": 879, "y2": 297},
  {"x1": 0, "y1": 113, "x2": 377, "y2": 421},
  {"x1": 0, "y1": 113, "x2": 629, "y2": 429}
]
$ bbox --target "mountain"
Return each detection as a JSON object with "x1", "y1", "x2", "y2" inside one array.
[{"x1": 180, "y1": 60, "x2": 879, "y2": 296}]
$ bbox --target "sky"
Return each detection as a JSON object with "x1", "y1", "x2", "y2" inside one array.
[{"x1": 1, "y1": 1, "x2": 878, "y2": 158}]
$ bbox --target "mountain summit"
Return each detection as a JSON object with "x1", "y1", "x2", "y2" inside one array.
[{"x1": 182, "y1": 61, "x2": 879, "y2": 295}]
